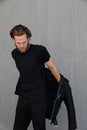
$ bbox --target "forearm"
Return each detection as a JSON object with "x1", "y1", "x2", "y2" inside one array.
[
  {"x1": 48, "y1": 65, "x2": 61, "y2": 83},
  {"x1": 45, "y1": 58, "x2": 61, "y2": 83}
]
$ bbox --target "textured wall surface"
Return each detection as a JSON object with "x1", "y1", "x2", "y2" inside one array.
[{"x1": 0, "y1": 0, "x2": 87, "y2": 130}]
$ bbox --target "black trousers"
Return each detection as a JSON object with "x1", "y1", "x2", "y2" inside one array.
[{"x1": 13, "y1": 96, "x2": 47, "y2": 130}]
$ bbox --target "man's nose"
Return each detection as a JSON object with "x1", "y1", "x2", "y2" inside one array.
[{"x1": 20, "y1": 43, "x2": 25, "y2": 48}]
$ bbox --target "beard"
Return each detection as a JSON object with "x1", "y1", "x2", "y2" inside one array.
[{"x1": 16, "y1": 43, "x2": 30, "y2": 53}]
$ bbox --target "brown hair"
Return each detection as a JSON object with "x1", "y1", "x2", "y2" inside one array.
[{"x1": 10, "y1": 24, "x2": 32, "y2": 39}]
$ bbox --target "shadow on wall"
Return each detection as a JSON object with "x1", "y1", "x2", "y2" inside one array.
[
  {"x1": 0, "y1": 123, "x2": 9, "y2": 130},
  {"x1": 0, "y1": 0, "x2": 3, "y2": 1},
  {"x1": 83, "y1": 0, "x2": 87, "y2": 2},
  {"x1": 0, "y1": 0, "x2": 9, "y2": 3}
]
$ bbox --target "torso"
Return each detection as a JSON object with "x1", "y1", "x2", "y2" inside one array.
[{"x1": 12, "y1": 44, "x2": 50, "y2": 101}]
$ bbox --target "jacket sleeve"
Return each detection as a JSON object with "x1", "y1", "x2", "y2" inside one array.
[
  {"x1": 63, "y1": 79, "x2": 77, "y2": 130},
  {"x1": 45, "y1": 68, "x2": 77, "y2": 130}
]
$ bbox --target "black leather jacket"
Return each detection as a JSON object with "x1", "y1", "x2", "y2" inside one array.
[{"x1": 45, "y1": 68, "x2": 77, "y2": 130}]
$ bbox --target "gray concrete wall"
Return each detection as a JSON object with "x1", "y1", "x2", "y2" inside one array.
[{"x1": 0, "y1": 0, "x2": 87, "y2": 130}]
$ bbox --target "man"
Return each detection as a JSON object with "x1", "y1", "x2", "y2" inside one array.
[{"x1": 10, "y1": 24, "x2": 60, "y2": 130}]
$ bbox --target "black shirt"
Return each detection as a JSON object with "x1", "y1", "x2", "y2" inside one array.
[{"x1": 11, "y1": 44, "x2": 50, "y2": 101}]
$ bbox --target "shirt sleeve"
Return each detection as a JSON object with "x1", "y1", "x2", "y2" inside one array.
[
  {"x1": 40, "y1": 45, "x2": 50, "y2": 63},
  {"x1": 11, "y1": 49, "x2": 16, "y2": 60},
  {"x1": 11, "y1": 50, "x2": 15, "y2": 59}
]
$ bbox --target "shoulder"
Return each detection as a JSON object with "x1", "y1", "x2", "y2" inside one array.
[
  {"x1": 31, "y1": 44, "x2": 45, "y2": 48},
  {"x1": 11, "y1": 48, "x2": 18, "y2": 59},
  {"x1": 32, "y1": 44, "x2": 50, "y2": 62},
  {"x1": 37, "y1": 44, "x2": 46, "y2": 49},
  {"x1": 31, "y1": 44, "x2": 47, "y2": 51},
  {"x1": 38, "y1": 45, "x2": 48, "y2": 53},
  {"x1": 11, "y1": 48, "x2": 17, "y2": 55}
]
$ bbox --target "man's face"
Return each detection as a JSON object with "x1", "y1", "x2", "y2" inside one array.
[{"x1": 13, "y1": 34, "x2": 30, "y2": 53}]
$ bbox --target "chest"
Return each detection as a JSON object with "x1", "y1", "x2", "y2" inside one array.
[{"x1": 15, "y1": 50, "x2": 42, "y2": 71}]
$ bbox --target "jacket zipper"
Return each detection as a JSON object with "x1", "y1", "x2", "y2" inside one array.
[{"x1": 50, "y1": 94, "x2": 61, "y2": 123}]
